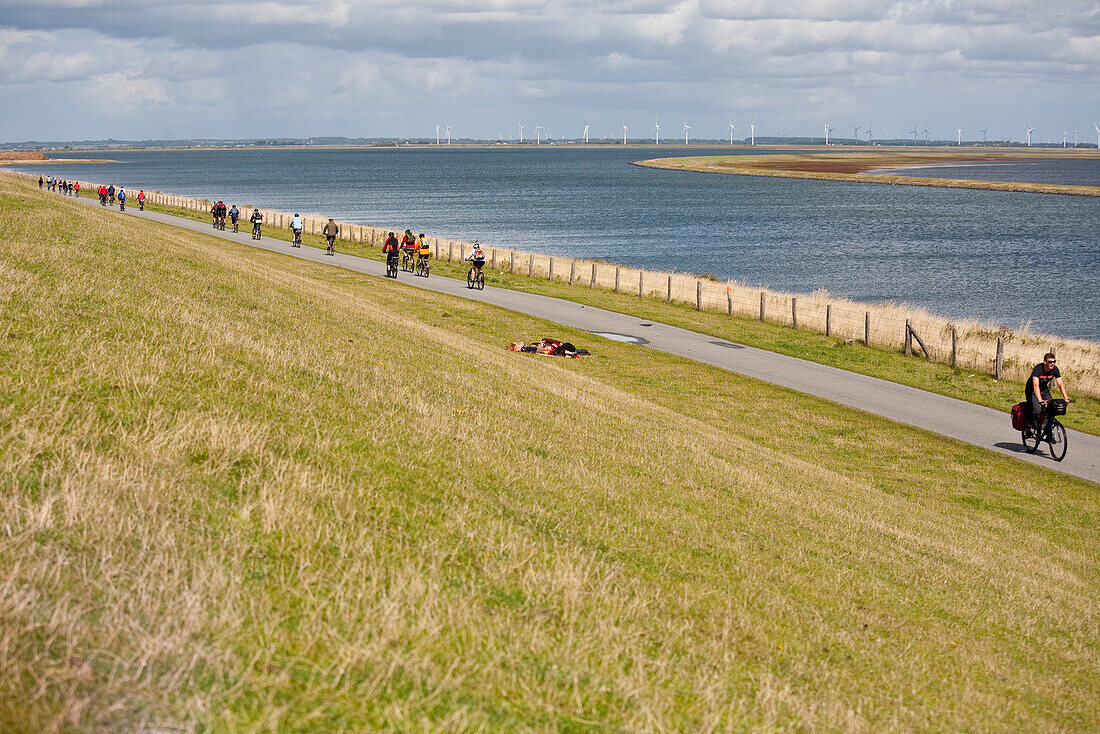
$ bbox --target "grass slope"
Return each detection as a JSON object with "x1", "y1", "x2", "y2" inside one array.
[
  {"x1": 122, "y1": 188, "x2": 1100, "y2": 436},
  {"x1": 2, "y1": 176, "x2": 1098, "y2": 731}
]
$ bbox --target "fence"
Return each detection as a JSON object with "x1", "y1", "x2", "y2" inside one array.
[{"x1": 13, "y1": 169, "x2": 1100, "y2": 398}]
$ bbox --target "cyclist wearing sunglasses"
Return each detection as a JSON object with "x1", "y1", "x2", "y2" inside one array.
[{"x1": 1026, "y1": 353, "x2": 1071, "y2": 428}]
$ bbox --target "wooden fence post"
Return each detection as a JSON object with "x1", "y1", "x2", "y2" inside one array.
[
  {"x1": 727, "y1": 287, "x2": 733, "y2": 316},
  {"x1": 695, "y1": 281, "x2": 701, "y2": 310},
  {"x1": 759, "y1": 292, "x2": 766, "y2": 322},
  {"x1": 510, "y1": 251, "x2": 515, "y2": 273},
  {"x1": 529, "y1": 254, "x2": 534, "y2": 277},
  {"x1": 791, "y1": 297, "x2": 798, "y2": 329},
  {"x1": 826, "y1": 304, "x2": 832, "y2": 336},
  {"x1": 995, "y1": 337, "x2": 1004, "y2": 379},
  {"x1": 639, "y1": 272, "x2": 643, "y2": 297},
  {"x1": 448, "y1": 242, "x2": 454, "y2": 261},
  {"x1": 865, "y1": 312, "x2": 871, "y2": 346},
  {"x1": 569, "y1": 261, "x2": 575, "y2": 284},
  {"x1": 549, "y1": 257, "x2": 554, "y2": 280},
  {"x1": 615, "y1": 267, "x2": 621, "y2": 292},
  {"x1": 590, "y1": 264, "x2": 596, "y2": 288},
  {"x1": 666, "y1": 276, "x2": 672, "y2": 304},
  {"x1": 490, "y1": 249, "x2": 496, "y2": 270},
  {"x1": 951, "y1": 327, "x2": 958, "y2": 368},
  {"x1": 905, "y1": 319, "x2": 912, "y2": 356}
]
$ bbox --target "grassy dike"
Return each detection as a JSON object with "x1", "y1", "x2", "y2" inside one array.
[
  {"x1": 3, "y1": 175, "x2": 1098, "y2": 731},
  {"x1": 111, "y1": 187, "x2": 1100, "y2": 437}
]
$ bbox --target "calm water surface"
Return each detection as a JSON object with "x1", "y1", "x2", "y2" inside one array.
[{"x1": 18, "y1": 148, "x2": 1100, "y2": 341}]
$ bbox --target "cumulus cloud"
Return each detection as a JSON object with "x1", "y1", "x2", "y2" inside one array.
[{"x1": 0, "y1": 0, "x2": 1096, "y2": 141}]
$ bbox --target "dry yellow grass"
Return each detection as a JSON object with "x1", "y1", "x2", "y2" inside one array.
[{"x1": 1, "y1": 175, "x2": 1098, "y2": 731}]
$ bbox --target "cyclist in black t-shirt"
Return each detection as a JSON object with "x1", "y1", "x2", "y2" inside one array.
[{"x1": 1025, "y1": 352, "x2": 1070, "y2": 428}]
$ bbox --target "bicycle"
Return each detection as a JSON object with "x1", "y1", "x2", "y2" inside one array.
[
  {"x1": 415, "y1": 255, "x2": 430, "y2": 278},
  {"x1": 138, "y1": 199, "x2": 144, "y2": 211},
  {"x1": 326, "y1": 235, "x2": 336, "y2": 256},
  {"x1": 1022, "y1": 398, "x2": 1069, "y2": 462},
  {"x1": 385, "y1": 253, "x2": 399, "y2": 279},
  {"x1": 467, "y1": 266, "x2": 485, "y2": 290},
  {"x1": 231, "y1": 219, "x2": 239, "y2": 233},
  {"x1": 401, "y1": 250, "x2": 414, "y2": 272},
  {"x1": 291, "y1": 228, "x2": 302, "y2": 247},
  {"x1": 252, "y1": 222, "x2": 262, "y2": 241}
]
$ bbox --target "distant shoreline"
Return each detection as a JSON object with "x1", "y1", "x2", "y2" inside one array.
[
  {"x1": 0, "y1": 158, "x2": 117, "y2": 165},
  {"x1": 633, "y1": 150, "x2": 1100, "y2": 197}
]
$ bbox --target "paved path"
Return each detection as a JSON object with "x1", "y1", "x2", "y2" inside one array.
[{"x1": 83, "y1": 197, "x2": 1100, "y2": 485}]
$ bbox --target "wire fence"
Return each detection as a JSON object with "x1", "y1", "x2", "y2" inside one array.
[{"x1": 17, "y1": 170, "x2": 1100, "y2": 398}]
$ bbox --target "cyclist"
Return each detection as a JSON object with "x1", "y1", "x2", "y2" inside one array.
[
  {"x1": 416, "y1": 232, "x2": 431, "y2": 269},
  {"x1": 1026, "y1": 353, "x2": 1071, "y2": 430},
  {"x1": 98, "y1": 185, "x2": 108, "y2": 205},
  {"x1": 383, "y1": 231, "x2": 400, "y2": 274},
  {"x1": 73, "y1": 181, "x2": 80, "y2": 197},
  {"x1": 211, "y1": 201, "x2": 220, "y2": 228},
  {"x1": 250, "y1": 208, "x2": 264, "y2": 239},
  {"x1": 137, "y1": 190, "x2": 145, "y2": 210},
  {"x1": 322, "y1": 218, "x2": 339, "y2": 255},
  {"x1": 228, "y1": 205, "x2": 240, "y2": 232},
  {"x1": 117, "y1": 187, "x2": 127, "y2": 210},
  {"x1": 289, "y1": 213, "x2": 303, "y2": 246},
  {"x1": 107, "y1": 185, "x2": 115, "y2": 204},
  {"x1": 465, "y1": 239, "x2": 486, "y2": 275}
]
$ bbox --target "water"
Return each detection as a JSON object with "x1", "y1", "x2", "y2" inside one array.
[{"x1": 16, "y1": 147, "x2": 1100, "y2": 341}]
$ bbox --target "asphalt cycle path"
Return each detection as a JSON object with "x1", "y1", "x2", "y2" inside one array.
[{"x1": 84, "y1": 196, "x2": 1100, "y2": 485}]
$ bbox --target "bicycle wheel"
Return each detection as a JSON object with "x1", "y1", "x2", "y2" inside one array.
[
  {"x1": 1021, "y1": 424, "x2": 1041, "y2": 453},
  {"x1": 1048, "y1": 421, "x2": 1068, "y2": 462},
  {"x1": 476, "y1": 270, "x2": 485, "y2": 290},
  {"x1": 467, "y1": 269, "x2": 475, "y2": 288}
]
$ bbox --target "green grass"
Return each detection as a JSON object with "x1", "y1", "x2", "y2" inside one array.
[
  {"x1": 100, "y1": 185, "x2": 1100, "y2": 437},
  {"x1": 4, "y1": 175, "x2": 1098, "y2": 731}
]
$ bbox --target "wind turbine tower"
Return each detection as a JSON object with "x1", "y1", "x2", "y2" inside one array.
[
  {"x1": 518, "y1": 123, "x2": 524, "y2": 144},
  {"x1": 851, "y1": 124, "x2": 861, "y2": 142},
  {"x1": 445, "y1": 124, "x2": 452, "y2": 145},
  {"x1": 435, "y1": 124, "x2": 440, "y2": 145},
  {"x1": 655, "y1": 117, "x2": 660, "y2": 145},
  {"x1": 823, "y1": 122, "x2": 832, "y2": 145},
  {"x1": 866, "y1": 125, "x2": 873, "y2": 142},
  {"x1": 1095, "y1": 123, "x2": 1100, "y2": 149},
  {"x1": 535, "y1": 124, "x2": 543, "y2": 145},
  {"x1": 1025, "y1": 126, "x2": 1035, "y2": 147},
  {"x1": 1062, "y1": 130, "x2": 1068, "y2": 148},
  {"x1": 750, "y1": 118, "x2": 756, "y2": 146},
  {"x1": 681, "y1": 118, "x2": 692, "y2": 145},
  {"x1": 582, "y1": 121, "x2": 589, "y2": 144},
  {"x1": 957, "y1": 128, "x2": 963, "y2": 145},
  {"x1": 1073, "y1": 130, "x2": 1078, "y2": 147},
  {"x1": 729, "y1": 120, "x2": 736, "y2": 146},
  {"x1": 980, "y1": 126, "x2": 989, "y2": 142}
]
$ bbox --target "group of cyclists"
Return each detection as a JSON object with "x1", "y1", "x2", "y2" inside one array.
[
  {"x1": 94, "y1": 184, "x2": 144, "y2": 211},
  {"x1": 381, "y1": 229, "x2": 434, "y2": 278},
  {"x1": 39, "y1": 176, "x2": 79, "y2": 196}
]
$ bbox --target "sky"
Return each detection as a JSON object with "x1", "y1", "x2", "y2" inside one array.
[{"x1": 1, "y1": 0, "x2": 1098, "y2": 145}]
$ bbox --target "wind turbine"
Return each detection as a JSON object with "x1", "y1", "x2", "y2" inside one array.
[
  {"x1": 535, "y1": 124, "x2": 543, "y2": 145},
  {"x1": 866, "y1": 124, "x2": 873, "y2": 142},
  {"x1": 1025, "y1": 126, "x2": 1035, "y2": 146},
  {"x1": 749, "y1": 117, "x2": 756, "y2": 146},
  {"x1": 445, "y1": 124, "x2": 452, "y2": 145},
  {"x1": 582, "y1": 121, "x2": 589, "y2": 144},
  {"x1": 851, "y1": 124, "x2": 861, "y2": 142},
  {"x1": 655, "y1": 117, "x2": 661, "y2": 145},
  {"x1": 921, "y1": 125, "x2": 930, "y2": 145},
  {"x1": 980, "y1": 126, "x2": 989, "y2": 142},
  {"x1": 518, "y1": 123, "x2": 524, "y2": 144},
  {"x1": 435, "y1": 124, "x2": 440, "y2": 145},
  {"x1": 1095, "y1": 123, "x2": 1100, "y2": 149},
  {"x1": 1062, "y1": 130, "x2": 1068, "y2": 148},
  {"x1": 728, "y1": 120, "x2": 736, "y2": 146},
  {"x1": 823, "y1": 122, "x2": 832, "y2": 145},
  {"x1": 1073, "y1": 130, "x2": 1078, "y2": 147},
  {"x1": 682, "y1": 118, "x2": 692, "y2": 145},
  {"x1": 620, "y1": 120, "x2": 628, "y2": 145},
  {"x1": 957, "y1": 128, "x2": 963, "y2": 145},
  {"x1": 909, "y1": 123, "x2": 919, "y2": 143}
]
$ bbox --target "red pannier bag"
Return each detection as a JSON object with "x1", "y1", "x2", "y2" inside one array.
[{"x1": 1011, "y1": 402, "x2": 1027, "y2": 431}]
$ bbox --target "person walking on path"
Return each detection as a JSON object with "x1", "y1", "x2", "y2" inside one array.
[{"x1": 322, "y1": 218, "x2": 339, "y2": 255}]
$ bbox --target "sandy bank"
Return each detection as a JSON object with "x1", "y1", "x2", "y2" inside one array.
[{"x1": 634, "y1": 150, "x2": 1100, "y2": 197}]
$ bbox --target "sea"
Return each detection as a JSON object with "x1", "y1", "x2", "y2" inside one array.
[{"x1": 15, "y1": 147, "x2": 1100, "y2": 341}]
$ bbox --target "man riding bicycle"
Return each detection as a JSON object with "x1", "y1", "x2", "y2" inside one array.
[
  {"x1": 466, "y1": 240, "x2": 486, "y2": 270},
  {"x1": 383, "y1": 231, "x2": 400, "y2": 273},
  {"x1": 416, "y1": 233, "x2": 430, "y2": 265},
  {"x1": 228, "y1": 205, "x2": 240, "y2": 231},
  {"x1": 137, "y1": 190, "x2": 145, "y2": 210},
  {"x1": 289, "y1": 213, "x2": 303, "y2": 246},
  {"x1": 117, "y1": 187, "x2": 127, "y2": 210},
  {"x1": 322, "y1": 218, "x2": 340, "y2": 255},
  {"x1": 1026, "y1": 353, "x2": 1071, "y2": 429},
  {"x1": 250, "y1": 208, "x2": 264, "y2": 239}
]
